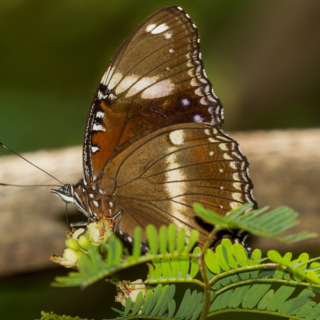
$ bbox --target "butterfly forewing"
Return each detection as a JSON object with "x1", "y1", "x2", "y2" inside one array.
[{"x1": 83, "y1": 6, "x2": 223, "y2": 184}]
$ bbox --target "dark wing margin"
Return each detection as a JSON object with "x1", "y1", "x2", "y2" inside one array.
[{"x1": 82, "y1": 6, "x2": 224, "y2": 184}]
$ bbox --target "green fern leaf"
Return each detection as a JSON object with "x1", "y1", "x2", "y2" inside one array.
[
  {"x1": 87, "y1": 245, "x2": 104, "y2": 273},
  {"x1": 130, "y1": 290, "x2": 143, "y2": 316},
  {"x1": 193, "y1": 204, "x2": 318, "y2": 243},
  {"x1": 41, "y1": 311, "x2": 89, "y2": 320},
  {"x1": 167, "y1": 224, "x2": 176, "y2": 253},
  {"x1": 175, "y1": 289, "x2": 191, "y2": 318},
  {"x1": 257, "y1": 289, "x2": 274, "y2": 310},
  {"x1": 132, "y1": 228, "x2": 141, "y2": 259},
  {"x1": 180, "y1": 290, "x2": 198, "y2": 319},
  {"x1": 177, "y1": 228, "x2": 186, "y2": 253},
  {"x1": 185, "y1": 292, "x2": 203, "y2": 320},
  {"x1": 167, "y1": 299, "x2": 176, "y2": 318},
  {"x1": 221, "y1": 239, "x2": 237, "y2": 268},
  {"x1": 190, "y1": 303, "x2": 204, "y2": 320},
  {"x1": 146, "y1": 225, "x2": 158, "y2": 254},
  {"x1": 159, "y1": 226, "x2": 167, "y2": 254},
  {"x1": 152, "y1": 259, "x2": 162, "y2": 280},
  {"x1": 212, "y1": 274, "x2": 238, "y2": 290},
  {"x1": 182, "y1": 291, "x2": 203, "y2": 320},
  {"x1": 210, "y1": 289, "x2": 231, "y2": 312},
  {"x1": 251, "y1": 248, "x2": 262, "y2": 261},
  {"x1": 106, "y1": 236, "x2": 123, "y2": 267},
  {"x1": 180, "y1": 257, "x2": 189, "y2": 279},
  {"x1": 123, "y1": 296, "x2": 132, "y2": 316},
  {"x1": 304, "y1": 302, "x2": 320, "y2": 319},
  {"x1": 233, "y1": 243, "x2": 248, "y2": 267},
  {"x1": 140, "y1": 289, "x2": 156, "y2": 316},
  {"x1": 279, "y1": 288, "x2": 314, "y2": 315},
  {"x1": 171, "y1": 257, "x2": 180, "y2": 279},
  {"x1": 186, "y1": 230, "x2": 199, "y2": 252},
  {"x1": 157, "y1": 285, "x2": 175, "y2": 317},
  {"x1": 228, "y1": 285, "x2": 251, "y2": 308},
  {"x1": 242, "y1": 283, "x2": 271, "y2": 309},
  {"x1": 215, "y1": 244, "x2": 229, "y2": 271},
  {"x1": 205, "y1": 249, "x2": 220, "y2": 274},
  {"x1": 267, "y1": 284, "x2": 295, "y2": 311},
  {"x1": 150, "y1": 285, "x2": 166, "y2": 316},
  {"x1": 161, "y1": 258, "x2": 171, "y2": 279},
  {"x1": 190, "y1": 247, "x2": 201, "y2": 278}
]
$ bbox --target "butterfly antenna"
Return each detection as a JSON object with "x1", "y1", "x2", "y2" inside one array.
[
  {"x1": 0, "y1": 183, "x2": 62, "y2": 187},
  {"x1": 0, "y1": 142, "x2": 64, "y2": 186}
]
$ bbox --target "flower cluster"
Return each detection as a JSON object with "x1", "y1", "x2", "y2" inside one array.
[
  {"x1": 115, "y1": 279, "x2": 148, "y2": 308},
  {"x1": 50, "y1": 217, "x2": 114, "y2": 268}
]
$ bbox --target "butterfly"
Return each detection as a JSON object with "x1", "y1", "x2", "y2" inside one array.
[{"x1": 52, "y1": 6, "x2": 257, "y2": 247}]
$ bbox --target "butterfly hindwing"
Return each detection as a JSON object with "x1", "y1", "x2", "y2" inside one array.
[{"x1": 98, "y1": 123, "x2": 256, "y2": 245}]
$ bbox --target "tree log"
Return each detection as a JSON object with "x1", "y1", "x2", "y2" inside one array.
[{"x1": 0, "y1": 129, "x2": 319, "y2": 276}]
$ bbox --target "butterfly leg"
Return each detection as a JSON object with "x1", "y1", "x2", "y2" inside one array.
[
  {"x1": 112, "y1": 209, "x2": 123, "y2": 233},
  {"x1": 70, "y1": 221, "x2": 88, "y2": 228}
]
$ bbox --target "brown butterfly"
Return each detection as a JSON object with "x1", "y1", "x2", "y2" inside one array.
[{"x1": 52, "y1": 6, "x2": 257, "y2": 247}]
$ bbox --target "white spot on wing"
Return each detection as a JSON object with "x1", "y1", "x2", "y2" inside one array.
[
  {"x1": 96, "y1": 111, "x2": 104, "y2": 118},
  {"x1": 126, "y1": 76, "x2": 158, "y2": 97},
  {"x1": 92, "y1": 124, "x2": 106, "y2": 132},
  {"x1": 107, "y1": 71, "x2": 122, "y2": 90},
  {"x1": 165, "y1": 33, "x2": 172, "y2": 39},
  {"x1": 232, "y1": 193, "x2": 243, "y2": 201},
  {"x1": 151, "y1": 23, "x2": 168, "y2": 34},
  {"x1": 116, "y1": 75, "x2": 138, "y2": 94},
  {"x1": 230, "y1": 202, "x2": 239, "y2": 209},
  {"x1": 141, "y1": 79, "x2": 174, "y2": 99},
  {"x1": 181, "y1": 98, "x2": 190, "y2": 106},
  {"x1": 219, "y1": 143, "x2": 229, "y2": 151},
  {"x1": 146, "y1": 24, "x2": 156, "y2": 32},
  {"x1": 169, "y1": 48, "x2": 174, "y2": 53},
  {"x1": 169, "y1": 130, "x2": 185, "y2": 145},
  {"x1": 233, "y1": 183, "x2": 242, "y2": 190},
  {"x1": 193, "y1": 114, "x2": 203, "y2": 122},
  {"x1": 97, "y1": 91, "x2": 107, "y2": 100},
  {"x1": 208, "y1": 137, "x2": 218, "y2": 143},
  {"x1": 92, "y1": 200, "x2": 99, "y2": 207},
  {"x1": 223, "y1": 153, "x2": 234, "y2": 160},
  {"x1": 91, "y1": 146, "x2": 100, "y2": 153}
]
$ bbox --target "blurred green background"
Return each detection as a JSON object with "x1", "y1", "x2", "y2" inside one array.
[{"x1": 0, "y1": 0, "x2": 319, "y2": 319}]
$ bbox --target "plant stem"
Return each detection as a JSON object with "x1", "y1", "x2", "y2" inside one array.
[{"x1": 199, "y1": 250, "x2": 211, "y2": 320}]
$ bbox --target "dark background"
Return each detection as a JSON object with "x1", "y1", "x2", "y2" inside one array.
[{"x1": 0, "y1": 0, "x2": 319, "y2": 319}]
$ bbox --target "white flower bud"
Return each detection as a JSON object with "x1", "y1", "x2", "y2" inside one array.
[
  {"x1": 72, "y1": 228, "x2": 85, "y2": 239},
  {"x1": 61, "y1": 248, "x2": 78, "y2": 267}
]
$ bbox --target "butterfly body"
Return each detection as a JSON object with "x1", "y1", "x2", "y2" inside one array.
[{"x1": 53, "y1": 6, "x2": 257, "y2": 247}]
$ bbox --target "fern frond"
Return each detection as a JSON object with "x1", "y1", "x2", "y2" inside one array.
[
  {"x1": 193, "y1": 203, "x2": 318, "y2": 243},
  {"x1": 208, "y1": 284, "x2": 319, "y2": 320},
  {"x1": 52, "y1": 225, "x2": 200, "y2": 288},
  {"x1": 41, "y1": 311, "x2": 88, "y2": 320},
  {"x1": 113, "y1": 284, "x2": 203, "y2": 320}
]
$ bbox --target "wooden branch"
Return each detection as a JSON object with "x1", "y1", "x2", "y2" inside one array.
[{"x1": 1, "y1": 129, "x2": 319, "y2": 276}]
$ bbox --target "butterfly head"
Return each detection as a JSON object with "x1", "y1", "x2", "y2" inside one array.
[{"x1": 52, "y1": 182, "x2": 88, "y2": 217}]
